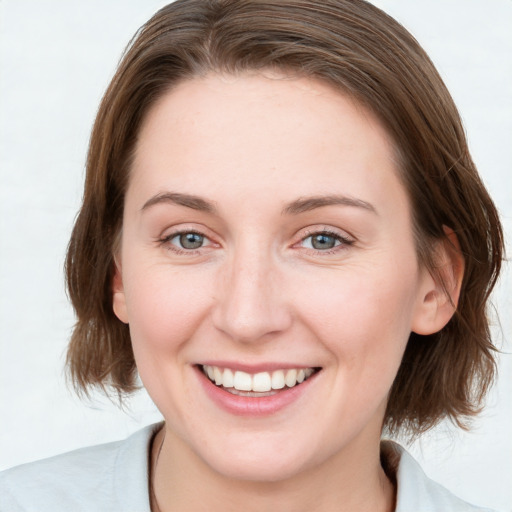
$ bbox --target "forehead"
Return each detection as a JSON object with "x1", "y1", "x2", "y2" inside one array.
[{"x1": 129, "y1": 72, "x2": 407, "y2": 216}]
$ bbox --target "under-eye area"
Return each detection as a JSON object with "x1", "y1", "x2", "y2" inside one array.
[{"x1": 200, "y1": 365, "x2": 321, "y2": 397}]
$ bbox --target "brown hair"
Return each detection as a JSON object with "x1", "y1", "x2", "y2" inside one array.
[{"x1": 65, "y1": 0, "x2": 504, "y2": 435}]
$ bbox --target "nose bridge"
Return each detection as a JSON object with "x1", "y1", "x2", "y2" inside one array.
[{"x1": 213, "y1": 238, "x2": 290, "y2": 343}]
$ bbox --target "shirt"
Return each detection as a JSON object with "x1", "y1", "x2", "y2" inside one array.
[{"x1": 0, "y1": 423, "x2": 496, "y2": 511}]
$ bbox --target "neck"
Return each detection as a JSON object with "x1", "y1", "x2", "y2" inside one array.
[{"x1": 150, "y1": 426, "x2": 396, "y2": 512}]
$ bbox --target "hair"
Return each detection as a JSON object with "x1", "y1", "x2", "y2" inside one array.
[{"x1": 65, "y1": 0, "x2": 504, "y2": 436}]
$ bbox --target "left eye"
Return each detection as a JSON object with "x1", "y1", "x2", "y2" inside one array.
[
  {"x1": 170, "y1": 232, "x2": 208, "y2": 250},
  {"x1": 301, "y1": 233, "x2": 343, "y2": 250}
]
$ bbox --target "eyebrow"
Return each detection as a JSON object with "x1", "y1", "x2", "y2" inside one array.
[
  {"x1": 141, "y1": 192, "x2": 217, "y2": 213},
  {"x1": 282, "y1": 195, "x2": 378, "y2": 215},
  {"x1": 141, "y1": 191, "x2": 377, "y2": 216}
]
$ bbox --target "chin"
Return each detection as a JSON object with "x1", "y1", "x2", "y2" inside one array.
[{"x1": 197, "y1": 434, "x2": 318, "y2": 483}]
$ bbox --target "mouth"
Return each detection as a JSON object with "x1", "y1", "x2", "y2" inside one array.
[{"x1": 200, "y1": 364, "x2": 321, "y2": 397}]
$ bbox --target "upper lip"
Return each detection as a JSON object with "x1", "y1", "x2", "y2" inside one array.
[{"x1": 197, "y1": 361, "x2": 321, "y2": 373}]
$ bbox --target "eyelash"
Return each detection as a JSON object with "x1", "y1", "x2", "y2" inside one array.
[{"x1": 158, "y1": 228, "x2": 354, "y2": 255}]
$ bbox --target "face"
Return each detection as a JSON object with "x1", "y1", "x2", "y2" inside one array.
[{"x1": 113, "y1": 72, "x2": 439, "y2": 481}]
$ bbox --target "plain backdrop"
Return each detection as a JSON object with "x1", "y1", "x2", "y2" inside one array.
[{"x1": 0, "y1": 1, "x2": 511, "y2": 511}]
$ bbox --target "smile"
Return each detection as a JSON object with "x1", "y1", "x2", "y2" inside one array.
[{"x1": 201, "y1": 365, "x2": 318, "y2": 396}]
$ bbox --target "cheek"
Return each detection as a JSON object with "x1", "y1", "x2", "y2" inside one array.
[
  {"x1": 296, "y1": 262, "x2": 418, "y2": 375},
  {"x1": 123, "y1": 263, "x2": 214, "y2": 362},
  {"x1": 122, "y1": 264, "x2": 217, "y2": 421}
]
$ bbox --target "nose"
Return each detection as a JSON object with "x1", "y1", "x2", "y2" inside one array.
[{"x1": 212, "y1": 247, "x2": 292, "y2": 344}]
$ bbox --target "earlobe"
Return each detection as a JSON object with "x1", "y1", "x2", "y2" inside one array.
[
  {"x1": 112, "y1": 257, "x2": 129, "y2": 324},
  {"x1": 411, "y1": 227, "x2": 465, "y2": 335}
]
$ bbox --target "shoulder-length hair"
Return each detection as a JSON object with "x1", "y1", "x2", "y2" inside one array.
[{"x1": 65, "y1": 0, "x2": 504, "y2": 436}]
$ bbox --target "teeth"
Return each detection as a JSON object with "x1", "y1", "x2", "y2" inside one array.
[
  {"x1": 214, "y1": 366, "x2": 223, "y2": 385},
  {"x1": 253, "y1": 372, "x2": 272, "y2": 392},
  {"x1": 271, "y1": 370, "x2": 285, "y2": 390},
  {"x1": 233, "y1": 371, "x2": 252, "y2": 391},
  {"x1": 223, "y1": 368, "x2": 234, "y2": 388},
  {"x1": 202, "y1": 365, "x2": 317, "y2": 392},
  {"x1": 284, "y1": 369, "x2": 297, "y2": 387}
]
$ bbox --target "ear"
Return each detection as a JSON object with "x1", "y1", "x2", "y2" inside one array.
[
  {"x1": 411, "y1": 227, "x2": 465, "y2": 335},
  {"x1": 112, "y1": 255, "x2": 129, "y2": 324}
]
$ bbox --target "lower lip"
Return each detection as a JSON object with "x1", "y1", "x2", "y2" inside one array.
[{"x1": 195, "y1": 366, "x2": 319, "y2": 417}]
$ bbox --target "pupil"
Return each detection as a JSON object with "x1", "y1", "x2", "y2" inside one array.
[
  {"x1": 312, "y1": 234, "x2": 335, "y2": 250},
  {"x1": 180, "y1": 233, "x2": 203, "y2": 249}
]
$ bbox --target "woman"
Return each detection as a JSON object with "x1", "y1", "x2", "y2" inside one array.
[{"x1": 0, "y1": 1, "x2": 506, "y2": 511}]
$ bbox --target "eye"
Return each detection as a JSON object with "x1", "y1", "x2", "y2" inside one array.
[
  {"x1": 178, "y1": 232, "x2": 204, "y2": 249},
  {"x1": 299, "y1": 230, "x2": 354, "y2": 252},
  {"x1": 302, "y1": 233, "x2": 340, "y2": 250},
  {"x1": 165, "y1": 231, "x2": 211, "y2": 251}
]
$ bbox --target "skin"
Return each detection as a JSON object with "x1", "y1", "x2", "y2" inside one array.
[{"x1": 113, "y1": 72, "x2": 460, "y2": 512}]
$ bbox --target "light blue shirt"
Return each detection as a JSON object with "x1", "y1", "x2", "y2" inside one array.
[{"x1": 0, "y1": 423, "x2": 496, "y2": 511}]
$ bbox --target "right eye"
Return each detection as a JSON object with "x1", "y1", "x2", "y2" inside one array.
[{"x1": 160, "y1": 230, "x2": 213, "y2": 253}]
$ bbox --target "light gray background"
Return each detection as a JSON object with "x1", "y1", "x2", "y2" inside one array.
[{"x1": 0, "y1": 1, "x2": 511, "y2": 510}]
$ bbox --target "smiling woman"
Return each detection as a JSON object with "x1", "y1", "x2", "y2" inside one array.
[
  {"x1": 0, "y1": 1, "x2": 508, "y2": 512},
  {"x1": 112, "y1": 76, "x2": 428, "y2": 493}
]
